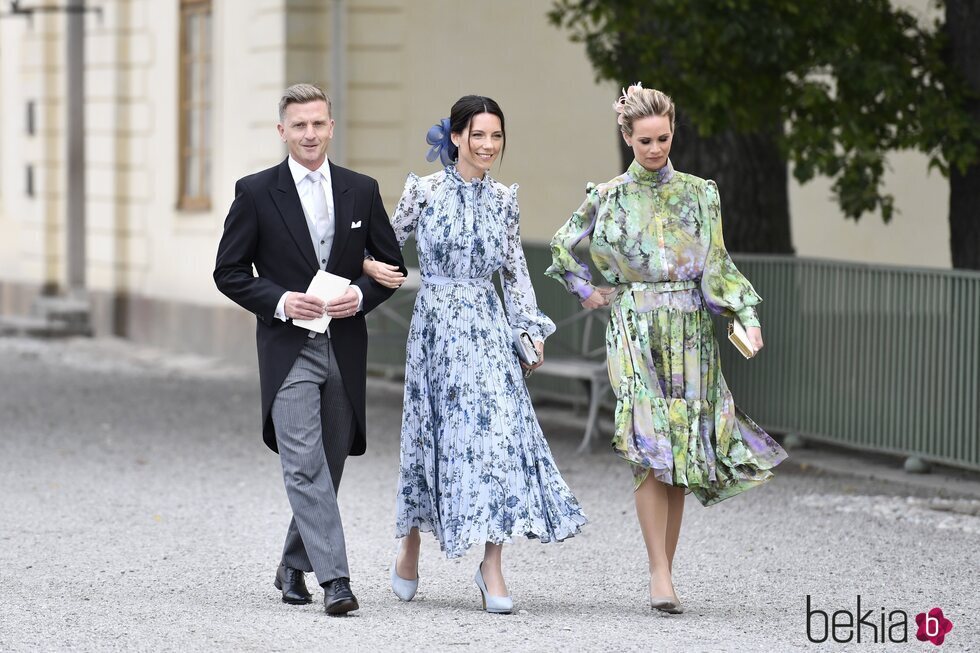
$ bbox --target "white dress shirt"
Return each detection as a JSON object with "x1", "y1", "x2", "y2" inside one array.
[
  {"x1": 290, "y1": 155, "x2": 335, "y2": 239},
  {"x1": 274, "y1": 156, "x2": 362, "y2": 323}
]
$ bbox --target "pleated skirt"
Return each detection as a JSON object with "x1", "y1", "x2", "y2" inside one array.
[{"x1": 394, "y1": 280, "x2": 587, "y2": 558}]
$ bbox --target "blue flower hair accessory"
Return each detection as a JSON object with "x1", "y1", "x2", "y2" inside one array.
[{"x1": 425, "y1": 117, "x2": 456, "y2": 166}]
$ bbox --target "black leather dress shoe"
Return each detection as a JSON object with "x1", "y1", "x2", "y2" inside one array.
[
  {"x1": 274, "y1": 564, "x2": 313, "y2": 605},
  {"x1": 322, "y1": 577, "x2": 359, "y2": 615}
]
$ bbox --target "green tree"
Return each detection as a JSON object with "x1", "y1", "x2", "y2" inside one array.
[
  {"x1": 550, "y1": 0, "x2": 980, "y2": 266},
  {"x1": 945, "y1": 0, "x2": 980, "y2": 269}
]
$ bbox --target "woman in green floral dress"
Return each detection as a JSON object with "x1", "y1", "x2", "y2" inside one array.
[{"x1": 547, "y1": 84, "x2": 787, "y2": 614}]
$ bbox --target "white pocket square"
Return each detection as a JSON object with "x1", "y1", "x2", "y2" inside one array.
[{"x1": 351, "y1": 220, "x2": 362, "y2": 229}]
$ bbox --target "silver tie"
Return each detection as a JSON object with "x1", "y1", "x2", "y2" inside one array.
[{"x1": 307, "y1": 171, "x2": 331, "y2": 241}]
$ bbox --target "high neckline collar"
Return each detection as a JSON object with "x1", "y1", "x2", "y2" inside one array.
[
  {"x1": 447, "y1": 164, "x2": 492, "y2": 188},
  {"x1": 628, "y1": 158, "x2": 674, "y2": 186}
]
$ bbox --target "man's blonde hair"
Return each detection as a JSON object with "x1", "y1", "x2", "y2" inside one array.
[{"x1": 278, "y1": 83, "x2": 331, "y2": 122}]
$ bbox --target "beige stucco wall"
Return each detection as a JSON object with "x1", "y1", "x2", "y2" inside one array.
[
  {"x1": 790, "y1": 0, "x2": 949, "y2": 268},
  {"x1": 790, "y1": 151, "x2": 950, "y2": 268},
  {"x1": 0, "y1": 9, "x2": 63, "y2": 289},
  {"x1": 344, "y1": 0, "x2": 621, "y2": 244},
  {"x1": 0, "y1": 0, "x2": 954, "y2": 323}
]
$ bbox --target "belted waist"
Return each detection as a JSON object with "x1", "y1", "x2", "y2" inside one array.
[
  {"x1": 619, "y1": 279, "x2": 699, "y2": 293},
  {"x1": 421, "y1": 274, "x2": 492, "y2": 286}
]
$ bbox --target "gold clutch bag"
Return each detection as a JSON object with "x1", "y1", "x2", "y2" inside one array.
[{"x1": 727, "y1": 319, "x2": 757, "y2": 359}]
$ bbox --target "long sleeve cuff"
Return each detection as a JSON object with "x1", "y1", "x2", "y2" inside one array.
[
  {"x1": 351, "y1": 285, "x2": 364, "y2": 312},
  {"x1": 736, "y1": 305, "x2": 760, "y2": 328},
  {"x1": 566, "y1": 273, "x2": 594, "y2": 302},
  {"x1": 274, "y1": 292, "x2": 290, "y2": 322}
]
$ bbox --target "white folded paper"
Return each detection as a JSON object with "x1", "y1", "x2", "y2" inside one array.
[{"x1": 292, "y1": 270, "x2": 351, "y2": 334}]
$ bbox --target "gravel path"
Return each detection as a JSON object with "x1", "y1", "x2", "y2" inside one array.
[{"x1": 0, "y1": 337, "x2": 977, "y2": 652}]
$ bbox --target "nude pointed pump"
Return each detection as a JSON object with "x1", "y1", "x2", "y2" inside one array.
[
  {"x1": 650, "y1": 594, "x2": 684, "y2": 614},
  {"x1": 390, "y1": 554, "x2": 418, "y2": 602},
  {"x1": 474, "y1": 563, "x2": 513, "y2": 614}
]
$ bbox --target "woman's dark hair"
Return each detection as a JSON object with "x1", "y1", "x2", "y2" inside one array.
[{"x1": 447, "y1": 95, "x2": 505, "y2": 162}]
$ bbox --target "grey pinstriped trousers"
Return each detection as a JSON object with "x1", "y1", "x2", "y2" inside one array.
[{"x1": 271, "y1": 333, "x2": 355, "y2": 585}]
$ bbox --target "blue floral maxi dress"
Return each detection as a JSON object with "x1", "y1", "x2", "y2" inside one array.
[
  {"x1": 547, "y1": 160, "x2": 787, "y2": 506},
  {"x1": 392, "y1": 166, "x2": 587, "y2": 558}
]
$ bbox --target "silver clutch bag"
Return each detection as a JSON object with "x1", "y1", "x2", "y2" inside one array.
[{"x1": 512, "y1": 329, "x2": 539, "y2": 366}]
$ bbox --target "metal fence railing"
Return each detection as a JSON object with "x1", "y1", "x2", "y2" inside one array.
[
  {"x1": 722, "y1": 255, "x2": 980, "y2": 471},
  {"x1": 366, "y1": 245, "x2": 980, "y2": 471}
]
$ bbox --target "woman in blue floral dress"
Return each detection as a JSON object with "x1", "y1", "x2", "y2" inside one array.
[
  {"x1": 363, "y1": 96, "x2": 586, "y2": 614},
  {"x1": 548, "y1": 85, "x2": 786, "y2": 614}
]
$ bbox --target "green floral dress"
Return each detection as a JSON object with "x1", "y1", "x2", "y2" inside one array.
[{"x1": 547, "y1": 160, "x2": 787, "y2": 505}]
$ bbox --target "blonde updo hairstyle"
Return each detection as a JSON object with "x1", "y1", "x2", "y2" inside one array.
[{"x1": 614, "y1": 83, "x2": 675, "y2": 136}]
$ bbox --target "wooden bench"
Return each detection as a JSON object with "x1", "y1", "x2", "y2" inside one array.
[{"x1": 534, "y1": 305, "x2": 611, "y2": 453}]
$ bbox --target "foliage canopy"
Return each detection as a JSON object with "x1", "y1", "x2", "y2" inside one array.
[{"x1": 549, "y1": 0, "x2": 979, "y2": 222}]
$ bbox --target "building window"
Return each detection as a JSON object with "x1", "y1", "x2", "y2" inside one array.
[{"x1": 178, "y1": 0, "x2": 212, "y2": 211}]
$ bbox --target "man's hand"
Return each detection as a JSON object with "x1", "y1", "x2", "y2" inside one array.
[
  {"x1": 284, "y1": 292, "x2": 326, "y2": 320},
  {"x1": 325, "y1": 287, "x2": 361, "y2": 319},
  {"x1": 364, "y1": 259, "x2": 406, "y2": 289}
]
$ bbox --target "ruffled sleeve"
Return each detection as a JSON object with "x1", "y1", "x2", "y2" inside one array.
[
  {"x1": 699, "y1": 180, "x2": 762, "y2": 327},
  {"x1": 500, "y1": 184, "x2": 557, "y2": 342},
  {"x1": 390, "y1": 173, "x2": 426, "y2": 249},
  {"x1": 545, "y1": 183, "x2": 600, "y2": 301}
]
